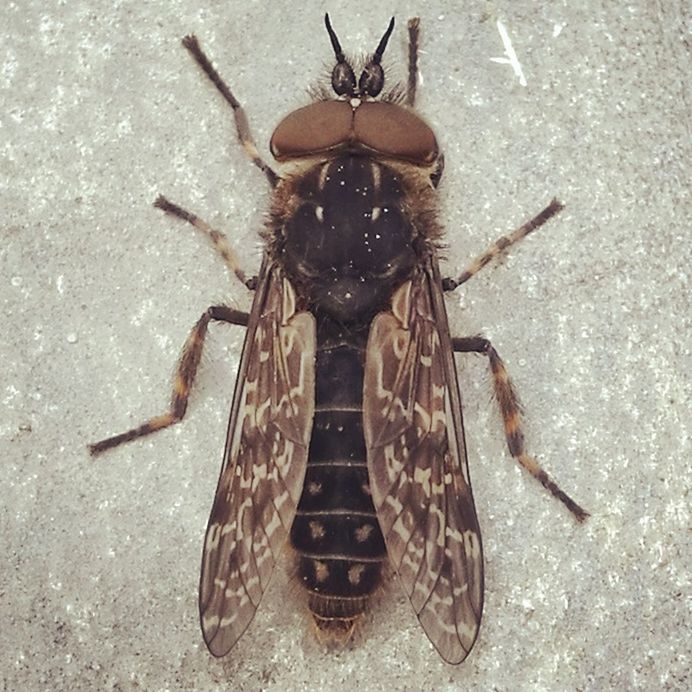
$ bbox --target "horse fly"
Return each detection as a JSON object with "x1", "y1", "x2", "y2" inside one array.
[{"x1": 90, "y1": 14, "x2": 588, "y2": 664}]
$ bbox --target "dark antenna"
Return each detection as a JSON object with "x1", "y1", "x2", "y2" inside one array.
[
  {"x1": 373, "y1": 17, "x2": 395, "y2": 64},
  {"x1": 359, "y1": 17, "x2": 395, "y2": 97},
  {"x1": 324, "y1": 13, "x2": 345, "y2": 63},
  {"x1": 324, "y1": 13, "x2": 357, "y2": 96}
]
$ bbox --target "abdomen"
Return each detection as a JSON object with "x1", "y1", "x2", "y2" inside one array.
[{"x1": 289, "y1": 320, "x2": 386, "y2": 642}]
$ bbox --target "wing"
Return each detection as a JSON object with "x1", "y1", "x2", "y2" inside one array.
[
  {"x1": 199, "y1": 261, "x2": 315, "y2": 656},
  {"x1": 363, "y1": 260, "x2": 484, "y2": 664}
]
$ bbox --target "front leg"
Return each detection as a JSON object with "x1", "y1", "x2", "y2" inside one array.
[
  {"x1": 405, "y1": 18, "x2": 420, "y2": 107},
  {"x1": 181, "y1": 35, "x2": 278, "y2": 188}
]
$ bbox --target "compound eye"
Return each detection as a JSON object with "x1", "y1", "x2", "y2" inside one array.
[
  {"x1": 358, "y1": 62, "x2": 385, "y2": 97},
  {"x1": 353, "y1": 102, "x2": 438, "y2": 164},
  {"x1": 332, "y1": 62, "x2": 356, "y2": 96},
  {"x1": 270, "y1": 101, "x2": 353, "y2": 160}
]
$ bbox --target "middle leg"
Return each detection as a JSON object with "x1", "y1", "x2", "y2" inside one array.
[
  {"x1": 443, "y1": 199, "x2": 564, "y2": 291},
  {"x1": 154, "y1": 195, "x2": 258, "y2": 290}
]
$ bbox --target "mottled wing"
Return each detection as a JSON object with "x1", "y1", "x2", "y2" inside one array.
[
  {"x1": 363, "y1": 262, "x2": 484, "y2": 664},
  {"x1": 199, "y1": 262, "x2": 315, "y2": 656}
]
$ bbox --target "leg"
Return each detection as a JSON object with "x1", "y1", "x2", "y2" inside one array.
[
  {"x1": 154, "y1": 195, "x2": 257, "y2": 290},
  {"x1": 88, "y1": 306, "x2": 249, "y2": 456},
  {"x1": 406, "y1": 18, "x2": 420, "y2": 107},
  {"x1": 181, "y1": 35, "x2": 278, "y2": 188},
  {"x1": 453, "y1": 335, "x2": 589, "y2": 522},
  {"x1": 406, "y1": 17, "x2": 444, "y2": 188},
  {"x1": 443, "y1": 199, "x2": 564, "y2": 291}
]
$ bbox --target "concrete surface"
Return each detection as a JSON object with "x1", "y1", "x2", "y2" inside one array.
[{"x1": 1, "y1": 1, "x2": 689, "y2": 690}]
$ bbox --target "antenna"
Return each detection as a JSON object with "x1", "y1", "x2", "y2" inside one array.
[{"x1": 324, "y1": 13, "x2": 357, "y2": 96}]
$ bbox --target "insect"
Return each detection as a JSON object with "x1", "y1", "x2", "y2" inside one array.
[{"x1": 90, "y1": 15, "x2": 588, "y2": 664}]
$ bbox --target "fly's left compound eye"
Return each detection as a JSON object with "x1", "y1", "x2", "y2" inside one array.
[{"x1": 270, "y1": 101, "x2": 353, "y2": 161}]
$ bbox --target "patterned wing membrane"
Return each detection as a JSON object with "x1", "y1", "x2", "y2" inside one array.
[
  {"x1": 199, "y1": 266, "x2": 315, "y2": 656},
  {"x1": 363, "y1": 267, "x2": 484, "y2": 664}
]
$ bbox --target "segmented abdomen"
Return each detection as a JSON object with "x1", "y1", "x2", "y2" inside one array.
[{"x1": 290, "y1": 323, "x2": 386, "y2": 640}]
